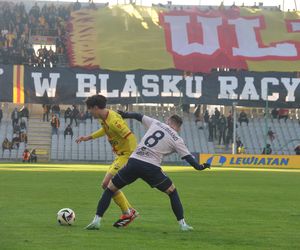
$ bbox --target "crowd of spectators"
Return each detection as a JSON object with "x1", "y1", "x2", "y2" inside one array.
[
  {"x1": 2, "y1": 105, "x2": 29, "y2": 151},
  {"x1": 196, "y1": 107, "x2": 235, "y2": 148},
  {"x1": 0, "y1": 1, "x2": 75, "y2": 66},
  {"x1": 45, "y1": 103, "x2": 92, "y2": 135},
  {"x1": 271, "y1": 108, "x2": 289, "y2": 121}
]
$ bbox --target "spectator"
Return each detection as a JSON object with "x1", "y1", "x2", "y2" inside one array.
[
  {"x1": 78, "y1": 111, "x2": 85, "y2": 123},
  {"x1": 42, "y1": 104, "x2": 51, "y2": 122},
  {"x1": 20, "y1": 131, "x2": 28, "y2": 144},
  {"x1": 267, "y1": 127, "x2": 275, "y2": 142},
  {"x1": 262, "y1": 144, "x2": 272, "y2": 155},
  {"x1": 203, "y1": 110, "x2": 209, "y2": 125},
  {"x1": 89, "y1": 0, "x2": 96, "y2": 9},
  {"x1": 237, "y1": 144, "x2": 245, "y2": 154},
  {"x1": 50, "y1": 114, "x2": 60, "y2": 134},
  {"x1": 211, "y1": 114, "x2": 217, "y2": 139},
  {"x1": 64, "y1": 107, "x2": 72, "y2": 123},
  {"x1": 236, "y1": 137, "x2": 243, "y2": 154},
  {"x1": 295, "y1": 145, "x2": 300, "y2": 155},
  {"x1": 30, "y1": 149, "x2": 37, "y2": 163},
  {"x1": 181, "y1": 104, "x2": 190, "y2": 113},
  {"x1": 0, "y1": 106, "x2": 3, "y2": 123},
  {"x1": 64, "y1": 124, "x2": 73, "y2": 138},
  {"x1": 48, "y1": 47, "x2": 58, "y2": 67},
  {"x1": 70, "y1": 105, "x2": 79, "y2": 126},
  {"x1": 12, "y1": 133, "x2": 20, "y2": 149},
  {"x1": 83, "y1": 110, "x2": 93, "y2": 123},
  {"x1": 238, "y1": 110, "x2": 249, "y2": 126},
  {"x1": 218, "y1": 114, "x2": 227, "y2": 145},
  {"x1": 13, "y1": 122, "x2": 21, "y2": 134},
  {"x1": 208, "y1": 117, "x2": 214, "y2": 142},
  {"x1": 74, "y1": 0, "x2": 82, "y2": 11},
  {"x1": 278, "y1": 108, "x2": 289, "y2": 122},
  {"x1": 271, "y1": 108, "x2": 279, "y2": 119},
  {"x1": 225, "y1": 128, "x2": 233, "y2": 150},
  {"x1": 2, "y1": 138, "x2": 12, "y2": 151},
  {"x1": 227, "y1": 111, "x2": 232, "y2": 124},
  {"x1": 193, "y1": 105, "x2": 201, "y2": 125},
  {"x1": 11, "y1": 107, "x2": 19, "y2": 127},
  {"x1": 214, "y1": 107, "x2": 220, "y2": 120},
  {"x1": 20, "y1": 119, "x2": 27, "y2": 132},
  {"x1": 52, "y1": 104, "x2": 61, "y2": 117},
  {"x1": 22, "y1": 149, "x2": 31, "y2": 162},
  {"x1": 19, "y1": 105, "x2": 29, "y2": 119}
]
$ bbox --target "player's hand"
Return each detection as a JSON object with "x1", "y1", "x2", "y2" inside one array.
[
  {"x1": 75, "y1": 136, "x2": 90, "y2": 144},
  {"x1": 202, "y1": 163, "x2": 210, "y2": 169},
  {"x1": 194, "y1": 162, "x2": 210, "y2": 171}
]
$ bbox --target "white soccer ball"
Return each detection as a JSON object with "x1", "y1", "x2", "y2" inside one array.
[{"x1": 57, "y1": 208, "x2": 76, "y2": 225}]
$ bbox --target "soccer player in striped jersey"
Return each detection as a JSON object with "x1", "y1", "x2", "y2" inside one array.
[
  {"x1": 76, "y1": 95, "x2": 138, "y2": 228},
  {"x1": 85, "y1": 111, "x2": 210, "y2": 231}
]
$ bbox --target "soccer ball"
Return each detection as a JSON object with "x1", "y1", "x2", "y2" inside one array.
[{"x1": 57, "y1": 208, "x2": 76, "y2": 225}]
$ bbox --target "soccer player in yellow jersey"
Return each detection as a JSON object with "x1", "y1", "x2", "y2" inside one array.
[{"x1": 75, "y1": 95, "x2": 138, "y2": 227}]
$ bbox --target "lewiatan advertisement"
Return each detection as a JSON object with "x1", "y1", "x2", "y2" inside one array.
[{"x1": 200, "y1": 154, "x2": 300, "y2": 169}]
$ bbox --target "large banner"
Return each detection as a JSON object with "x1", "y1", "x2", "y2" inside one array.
[
  {"x1": 68, "y1": 5, "x2": 300, "y2": 73},
  {"x1": 200, "y1": 154, "x2": 300, "y2": 169},
  {"x1": 0, "y1": 65, "x2": 299, "y2": 107}
]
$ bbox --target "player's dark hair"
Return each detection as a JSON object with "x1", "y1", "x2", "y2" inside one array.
[
  {"x1": 169, "y1": 115, "x2": 183, "y2": 127},
  {"x1": 85, "y1": 95, "x2": 107, "y2": 109}
]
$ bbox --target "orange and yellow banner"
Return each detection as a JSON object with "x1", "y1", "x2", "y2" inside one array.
[
  {"x1": 13, "y1": 65, "x2": 24, "y2": 104},
  {"x1": 68, "y1": 5, "x2": 300, "y2": 73}
]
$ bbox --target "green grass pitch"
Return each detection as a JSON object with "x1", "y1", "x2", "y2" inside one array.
[{"x1": 0, "y1": 163, "x2": 300, "y2": 250}]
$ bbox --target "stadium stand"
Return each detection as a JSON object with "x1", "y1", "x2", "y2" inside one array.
[{"x1": 0, "y1": 103, "x2": 299, "y2": 163}]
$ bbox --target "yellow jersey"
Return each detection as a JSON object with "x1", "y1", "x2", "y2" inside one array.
[{"x1": 91, "y1": 110, "x2": 137, "y2": 156}]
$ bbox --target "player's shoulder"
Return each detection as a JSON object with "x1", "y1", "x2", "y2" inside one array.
[
  {"x1": 106, "y1": 110, "x2": 122, "y2": 123},
  {"x1": 107, "y1": 110, "x2": 130, "y2": 130},
  {"x1": 143, "y1": 115, "x2": 160, "y2": 125}
]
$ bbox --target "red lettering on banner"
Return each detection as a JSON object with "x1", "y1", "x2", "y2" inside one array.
[
  {"x1": 159, "y1": 9, "x2": 300, "y2": 73},
  {"x1": 286, "y1": 20, "x2": 300, "y2": 33}
]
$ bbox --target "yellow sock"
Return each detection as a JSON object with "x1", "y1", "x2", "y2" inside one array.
[{"x1": 113, "y1": 191, "x2": 131, "y2": 213}]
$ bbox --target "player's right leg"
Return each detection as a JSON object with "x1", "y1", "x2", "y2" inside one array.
[
  {"x1": 107, "y1": 155, "x2": 138, "y2": 222},
  {"x1": 105, "y1": 157, "x2": 134, "y2": 216},
  {"x1": 110, "y1": 159, "x2": 140, "y2": 228}
]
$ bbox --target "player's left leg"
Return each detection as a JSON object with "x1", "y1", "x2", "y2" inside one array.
[
  {"x1": 86, "y1": 159, "x2": 139, "y2": 230},
  {"x1": 86, "y1": 182, "x2": 118, "y2": 230},
  {"x1": 156, "y1": 179, "x2": 193, "y2": 231}
]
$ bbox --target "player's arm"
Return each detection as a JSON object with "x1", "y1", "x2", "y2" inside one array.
[
  {"x1": 118, "y1": 111, "x2": 155, "y2": 128},
  {"x1": 117, "y1": 110, "x2": 143, "y2": 122},
  {"x1": 75, "y1": 128, "x2": 105, "y2": 143},
  {"x1": 175, "y1": 138, "x2": 210, "y2": 171},
  {"x1": 182, "y1": 155, "x2": 210, "y2": 171}
]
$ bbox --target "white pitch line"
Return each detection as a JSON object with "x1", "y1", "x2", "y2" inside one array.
[{"x1": 0, "y1": 165, "x2": 300, "y2": 173}]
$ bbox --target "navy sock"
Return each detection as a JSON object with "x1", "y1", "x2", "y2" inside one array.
[
  {"x1": 96, "y1": 188, "x2": 115, "y2": 217},
  {"x1": 168, "y1": 189, "x2": 184, "y2": 221}
]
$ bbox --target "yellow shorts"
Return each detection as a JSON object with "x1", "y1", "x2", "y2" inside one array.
[{"x1": 107, "y1": 155, "x2": 130, "y2": 176}]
